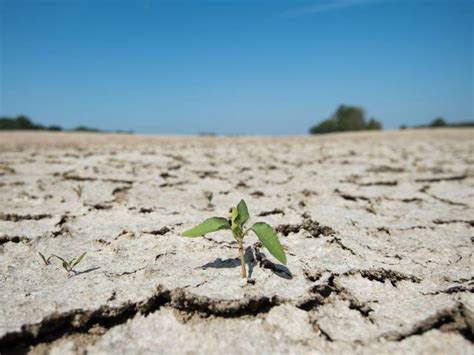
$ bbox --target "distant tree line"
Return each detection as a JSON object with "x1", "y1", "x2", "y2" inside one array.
[
  {"x1": 0, "y1": 115, "x2": 131, "y2": 133},
  {"x1": 0, "y1": 115, "x2": 64, "y2": 131},
  {"x1": 309, "y1": 105, "x2": 382, "y2": 134},
  {"x1": 309, "y1": 106, "x2": 473, "y2": 134},
  {"x1": 400, "y1": 117, "x2": 474, "y2": 130}
]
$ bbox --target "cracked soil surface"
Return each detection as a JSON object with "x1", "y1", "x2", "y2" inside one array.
[{"x1": 0, "y1": 129, "x2": 473, "y2": 354}]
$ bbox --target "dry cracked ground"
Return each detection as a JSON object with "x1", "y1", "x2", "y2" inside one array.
[{"x1": 0, "y1": 129, "x2": 473, "y2": 354}]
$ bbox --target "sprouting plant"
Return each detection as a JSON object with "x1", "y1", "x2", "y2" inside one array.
[
  {"x1": 182, "y1": 200, "x2": 287, "y2": 278},
  {"x1": 39, "y1": 252, "x2": 86, "y2": 275},
  {"x1": 39, "y1": 252, "x2": 52, "y2": 265},
  {"x1": 72, "y1": 184, "x2": 84, "y2": 198}
]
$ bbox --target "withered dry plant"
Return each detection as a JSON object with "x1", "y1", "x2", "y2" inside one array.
[{"x1": 182, "y1": 200, "x2": 287, "y2": 278}]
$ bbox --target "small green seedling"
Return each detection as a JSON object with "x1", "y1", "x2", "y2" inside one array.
[
  {"x1": 39, "y1": 252, "x2": 86, "y2": 275},
  {"x1": 182, "y1": 200, "x2": 286, "y2": 278}
]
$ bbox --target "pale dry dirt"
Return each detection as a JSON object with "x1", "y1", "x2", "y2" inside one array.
[{"x1": 0, "y1": 129, "x2": 473, "y2": 354}]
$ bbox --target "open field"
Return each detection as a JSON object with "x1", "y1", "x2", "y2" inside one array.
[{"x1": 0, "y1": 129, "x2": 473, "y2": 354}]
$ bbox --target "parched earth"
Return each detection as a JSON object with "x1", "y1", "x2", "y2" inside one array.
[{"x1": 0, "y1": 130, "x2": 473, "y2": 354}]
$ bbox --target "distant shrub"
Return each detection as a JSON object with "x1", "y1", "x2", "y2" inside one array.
[
  {"x1": 72, "y1": 126, "x2": 101, "y2": 132},
  {"x1": 430, "y1": 117, "x2": 447, "y2": 127},
  {"x1": 0, "y1": 116, "x2": 118, "y2": 133},
  {"x1": 450, "y1": 121, "x2": 474, "y2": 127},
  {"x1": 309, "y1": 105, "x2": 383, "y2": 134},
  {"x1": 310, "y1": 118, "x2": 338, "y2": 134},
  {"x1": 48, "y1": 125, "x2": 63, "y2": 131},
  {"x1": 403, "y1": 118, "x2": 474, "y2": 129},
  {"x1": 367, "y1": 118, "x2": 382, "y2": 130}
]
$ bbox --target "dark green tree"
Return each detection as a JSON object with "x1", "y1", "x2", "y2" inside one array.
[
  {"x1": 430, "y1": 117, "x2": 447, "y2": 127},
  {"x1": 309, "y1": 105, "x2": 383, "y2": 134},
  {"x1": 334, "y1": 105, "x2": 366, "y2": 131},
  {"x1": 0, "y1": 115, "x2": 61, "y2": 131},
  {"x1": 367, "y1": 118, "x2": 382, "y2": 130}
]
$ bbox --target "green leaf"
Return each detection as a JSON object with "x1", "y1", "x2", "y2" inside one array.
[
  {"x1": 235, "y1": 199, "x2": 249, "y2": 227},
  {"x1": 62, "y1": 260, "x2": 70, "y2": 272},
  {"x1": 230, "y1": 207, "x2": 243, "y2": 237},
  {"x1": 231, "y1": 208, "x2": 238, "y2": 227},
  {"x1": 72, "y1": 252, "x2": 86, "y2": 267},
  {"x1": 251, "y1": 222, "x2": 287, "y2": 265},
  {"x1": 182, "y1": 217, "x2": 230, "y2": 237},
  {"x1": 39, "y1": 252, "x2": 49, "y2": 265}
]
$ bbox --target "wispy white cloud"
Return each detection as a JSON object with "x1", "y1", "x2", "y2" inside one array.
[{"x1": 281, "y1": 0, "x2": 388, "y2": 18}]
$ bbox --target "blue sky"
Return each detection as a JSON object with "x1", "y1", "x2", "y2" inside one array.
[{"x1": 1, "y1": 0, "x2": 472, "y2": 134}]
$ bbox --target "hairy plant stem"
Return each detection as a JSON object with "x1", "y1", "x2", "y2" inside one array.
[{"x1": 238, "y1": 239, "x2": 247, "y2": 278}]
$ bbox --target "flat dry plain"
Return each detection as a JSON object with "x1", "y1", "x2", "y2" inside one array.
[{"x1": 0, "y1": 129, "x2": 473, "y2": 354}]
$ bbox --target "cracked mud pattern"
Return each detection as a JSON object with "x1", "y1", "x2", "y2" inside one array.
[{"x1": 0, "y1": 130, "x2": 473, "y2": 354}]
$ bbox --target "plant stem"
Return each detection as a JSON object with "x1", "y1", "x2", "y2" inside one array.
[{"x1": 238, "y1": 240, "x2": 247, "y2": 278}]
